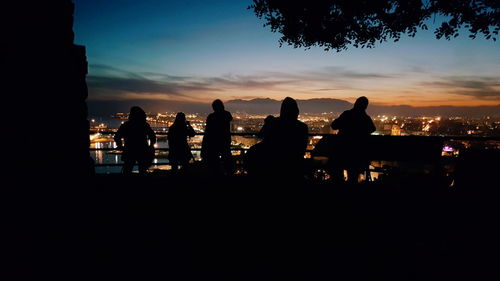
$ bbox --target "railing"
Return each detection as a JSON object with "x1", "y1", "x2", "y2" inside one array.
[
  {"x1": 89, "y1": 130, "x2": 500, "y2": 174},
  {"x1": 91, "y1": 130, "x2": 500, "y2": 140},
  {"x1": 91, "y1": 131, "x2": 262, "y2": 168}
]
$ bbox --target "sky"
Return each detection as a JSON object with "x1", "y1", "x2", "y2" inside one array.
[{"x1": 73, "y1": 0, "x2": 500, "y2": 111}]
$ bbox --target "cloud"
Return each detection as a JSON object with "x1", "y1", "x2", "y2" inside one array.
[
  {"x1": 88, "y1": 65, "x2": 224, "y2": 100},
  {"x1": 422, "y1": 76, "x2": 500, "y2": 99},
  {"x1": 90, "y1": 64, "x2": 192, "y2": 82},
  {"x1": 87, "y1": 75, "x2": 219, "y2": 98},
  {"x1": 89, "y1": 64, "x2": 144, "y2": 79},
  {"x1": 312, "y1": 88, "x2": 343, "y2": 92},
  {"x1": 85, "y1": 64, "x2": 405, "y2": 102},
  {"x1": 204, "y1": 75, "x2": 294, "y2": 89},
  {"x1": 140, "y1": 72, "x2": 191, "y2": 81},
  {"x1": 87, "y1": 65, "x2": 308, "y2": 100},
  {"x1": 292, "y1": 67, "x2": 395, "y2": 83},
  {"x1": 318, "y1": 66, "x2": 395, "y2": 79}
]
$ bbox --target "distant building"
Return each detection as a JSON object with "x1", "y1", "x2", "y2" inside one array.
[
  {"x1": 232, "y1": 136, "x2": 259, "y2": 148},
  {"x1": 320, "y1": 125, "x2": 335, "y2": 134},
  {"x1": 391, "y1": 125, "x2": 401, "y2": 136}
]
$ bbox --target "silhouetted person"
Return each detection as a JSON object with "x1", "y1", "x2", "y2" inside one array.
[
  {"x1": 201, "y1": 99, "x2": 234, "y2": 175},
  {"x1": 330, "y1": 96, "x2": 376, "y2": 183},
  {"x1": 245, "y1": 115, "x2": 276, "y2": 176},
  {"x1": 257, "y1": 115, "x2": 276, "y2": 140},
  {"x1": 257, "y1": 97, "x2": 309, "y2": 180},
  {"x1": 114, "y1": 106, "x2": 156, "y2": 174},
  {"x1": 168, "y1": 112, "x2": 195, "y2": 172}
]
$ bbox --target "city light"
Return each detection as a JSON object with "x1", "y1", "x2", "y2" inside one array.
[
  {"x1": 443, "y1": 146, "x2": 454, "y2": 152},
  {"x1": 88, "y1": 111, "x2": 500, "y2": 174}
]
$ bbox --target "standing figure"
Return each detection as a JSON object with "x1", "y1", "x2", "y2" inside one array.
[
  {"x1": 245, "y1": 115, "x2": 276, "y2": 176},
  {"x1": 114, "y1": 106, "x2": 156, "y2": 174},
  {"x1": 263, "y1": 97, "x2": 309, "y2": 180},
  {"x1": 257, "y1": 115, "x2": 276, "y2": 140},
  {"x1": 201, "y1": 99, "x2": 234, "y2": 175},
  {"x1": 168, "y1": 112, "x2": 195, "y2": 172},
  {"x1": 330, "y1": 96, "x2": 376, "y2": 183}
]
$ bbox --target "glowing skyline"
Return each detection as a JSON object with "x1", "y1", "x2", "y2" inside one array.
[{"x1": 73, "y1": 0, "x2": 500, "y2": 108}]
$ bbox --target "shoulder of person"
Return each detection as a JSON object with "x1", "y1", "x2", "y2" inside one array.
[
  {"x1": 299, "y1": 121, "x2": 308, "y2": 131},
  {"x1": 332, "y1": 111, "x2": 345, "y2": 122},
  {"x1": 335, "y1": 110, "x2": 350, "y2": 118},
  {"x1": 296, "y1": 119, "x2": 307, "y2": 127},
  {"x1": 118, "y1": 121, "x2": 130, "y2": 130}
]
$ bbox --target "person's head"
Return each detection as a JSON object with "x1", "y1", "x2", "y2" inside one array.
[
  {"x1": 280, "y1": 97, "x2": 299, "y2": 120},
  {"x1": 212, "y1": 99, "x2": 225, "y2": 112},
  {"x1": 129, "y1": 106, "x2": 146, "y2": 122},
  {"x1": 174, "y1": 112, "x2": 186, "y2": 124},
  {"x1": 353, "y1": 96, "x2": 369, "y2": 110},
  {"x1": 264, "y1": 115, "x2": 275, "y2": 124}
]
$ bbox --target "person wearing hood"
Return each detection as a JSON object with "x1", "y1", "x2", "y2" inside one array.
[
  {"x1": 262, "y1": 97, "x2": 309, "y2": 180},
  {"x1": 168, "y1": 112, "x2": 196, "y2": 172},
  {"x1": 114, "y1": 106, "x2": 156, "y2": 174}
]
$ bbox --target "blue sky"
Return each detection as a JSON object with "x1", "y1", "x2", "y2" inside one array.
[{"x1": 73, "y1": 0, "x2": 500, "y2": 107}]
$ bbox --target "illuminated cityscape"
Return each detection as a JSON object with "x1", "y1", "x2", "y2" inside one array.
[
  {"x1": 92, "y1": 111, "x2": 500, "y2": 137},
  {"x1": 88, "y1": 111, "x2": 500, "y2": 175}
]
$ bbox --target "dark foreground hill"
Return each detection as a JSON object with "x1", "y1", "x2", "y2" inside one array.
[{"x1": 16, "y1": 159, "x2": 498, "y2": 280}]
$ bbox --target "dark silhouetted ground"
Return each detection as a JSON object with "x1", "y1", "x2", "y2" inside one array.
[
  {"x1": 57, "y1": 170, "x2": 495, "y2": 280},
  {"x1": 14, "y1": 151, "x2": 499, "y2": 280}
]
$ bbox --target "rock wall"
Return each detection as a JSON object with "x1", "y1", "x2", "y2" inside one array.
[{"x1": 5, "y1": 1, "x2": 93, "y2": 177}]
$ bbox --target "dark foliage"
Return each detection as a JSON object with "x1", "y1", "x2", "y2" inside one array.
[{"x1": 249, "y1": 0, "x2": 500, "y2": 51}]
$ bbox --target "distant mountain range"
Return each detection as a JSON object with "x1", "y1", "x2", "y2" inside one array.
[
  {"x1": 225, "y1": 98, "x2": 352, "y2": 114},
  {"x1": 88, "y1": 98, "x2": 500, "y2": 117},
  {"x1": 226, "y1": 98, "x2": 500, "y2": 117}
]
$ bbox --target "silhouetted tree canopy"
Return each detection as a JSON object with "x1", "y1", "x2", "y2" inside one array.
[{"x1": 249, "y1": 0, "x2": 500, "y2": 51}]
